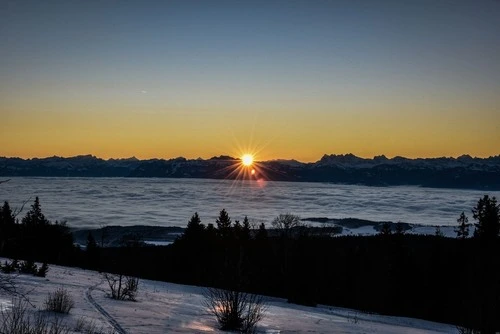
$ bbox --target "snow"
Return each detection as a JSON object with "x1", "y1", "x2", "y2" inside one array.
[
  {"x1": 0, "y1": 259, "x2": 458, "y2": 333},
  {"x1": 143, "y1": 240, "x2": 173, "y2": 246},
  {"x1": 339, "y1": 225, "x2": 378, "y2": 236}
]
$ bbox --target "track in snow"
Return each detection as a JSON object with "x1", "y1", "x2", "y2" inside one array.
[{"x1": 85, "y1": 282, "x2": 127, "y2": 334}]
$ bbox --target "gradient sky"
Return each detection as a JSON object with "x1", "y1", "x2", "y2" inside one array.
[{"x1": 1, "y1": 0, "x2": 499, "y2": 162}]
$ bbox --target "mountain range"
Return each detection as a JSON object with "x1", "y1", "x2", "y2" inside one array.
[{"x1": 1, "y1": 154, "x2": 499, "y2": 190}]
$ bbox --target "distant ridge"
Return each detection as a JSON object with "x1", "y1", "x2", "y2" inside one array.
[{"x1": 1, "y1": 154, "x2": 499, "y2": 190}]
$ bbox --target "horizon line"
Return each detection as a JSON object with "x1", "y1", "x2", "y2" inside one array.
[{"x1": 1, "y1": 152, "x2": 499, "y2": 164}]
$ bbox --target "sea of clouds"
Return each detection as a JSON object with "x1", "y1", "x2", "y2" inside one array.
[{"x1": 1, "y1": 177, "x2": 498, "y2": 229}]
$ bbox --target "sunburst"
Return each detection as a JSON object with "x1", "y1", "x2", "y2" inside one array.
[{"x1": 241, "y1": 154, "x2": 254, "y2": 167}]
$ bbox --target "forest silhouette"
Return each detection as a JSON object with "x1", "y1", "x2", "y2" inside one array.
[{"x1": 1, "y1": 195, "x2": 499, "y2": 332}]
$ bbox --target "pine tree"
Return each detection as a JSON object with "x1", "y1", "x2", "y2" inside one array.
[
  {"x1": 394, "y1": 222, "x2": 405, "y2": 235},
  {"x1": 19, "y1": 259, "x2": 38, "y2": 274},
  {"x1": 184, "y1": 212, "x2": 205, "y2": 240},
  {"x1": 472, "y1": 195, "x2": 500, "y2": 240},
  {"x1": 241, "y1": 216, "x2": 251, "y2": 240},
  {"x1": 1, "y1": 201, "x2": 15, "y2": 226},
  {"x1": 379, "y1": 222, "x2": 392, "y2": 236},
  {"x1": 255, "y1": 223, "x2": 268, "y2": 240},
  {"x1": 36, "y1": 263, "x2": 49, "y2": 277},
  {"x1": 233, "y1": 220, "x2": 242, "y2": 237},
  {"x1": 87, "y1": 232, "x2": 97, "y2": 251},
  {"x1": 22, "y1": 197, "x2": 49, "y2": 226},
  {"x1": 85, "y1": 232, "x2": 99, "y2": 269},
  {"x1": 455, "y1": 211, "x2": 470, "y2": 239},
  {"x1": 216, "y1": 209, "x2": 232, "y2": 238},
  {"x1": 206, "y1": 223, "x2": 216, "y2": 239},
  {"x1": 0, "y1": 201, "x2": 15, "y2": 253}
]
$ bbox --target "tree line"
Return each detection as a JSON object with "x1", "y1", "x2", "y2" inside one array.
[
  {"x1": 1, "y1": 195, "x2": 499, "y2": 333},
  {"x1": 0, "y1": 197, "x2": 73, "y2": 264}
]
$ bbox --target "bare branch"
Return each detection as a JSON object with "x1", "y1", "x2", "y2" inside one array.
[
  {"x1": 12, "y1": 196, "x2": 32, "y2": 218},
  {"x1": 0, "y1": 261, "x2": 36, "y2": 307},
  {"x1": 271, "y1": 213, "x2": 303, "y2": 238},
  {"x1": 103, "y1": 273, "x2": 139, "y2": 301},
  {"x1": 0, "y1": 179, "x2": 10, "y2": 185}
]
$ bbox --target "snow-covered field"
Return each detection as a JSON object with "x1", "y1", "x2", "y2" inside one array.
[{"x1": 0, "y1": 261, "x2": 458, "y2": 333}]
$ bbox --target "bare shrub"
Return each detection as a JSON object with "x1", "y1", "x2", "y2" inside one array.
[
  {"x1": 74, "y1": 317, "x2": 86, "y2": 332},
  {"x1": 204, "y1": 287, "x2": 266, "y2": 333},
  {"x1": 271, "y1": 213, "x2": 303, "y2": 238},
  {"x1": 75, "y1": 317, "x2": 116, "y2": 334},
  {"x1": 103, "y1": 273, "x2": 139, "y2": 301},
  {"x1": 0, "y1": 298, "x2": 29, "y2": 333},
  {"x1": 44, "y1": 287, "x2": 74, "y2": 314},
  {"x1": 1, "y1": 298, "x2": 70, "y2": 334}
]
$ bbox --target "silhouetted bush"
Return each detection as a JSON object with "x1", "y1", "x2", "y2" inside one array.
[
  {"x1": 205, "y1": 287, "x2": 266, "y2": 333},
  {"x1": 19, "y1": 259, "x2": 37, "y2": 275},
  {"x1": 37, "y1": 262, "x2": 49, "y2": 277},
  {"x1": 103, "y1": 273, "x2": 139, "y2": 301},
  {"x1": 1, "y1": 259, "x2": 18, "y2": 274},
  {"x1": 45, "y1": 287, "x2": 74, "y2": 314}
]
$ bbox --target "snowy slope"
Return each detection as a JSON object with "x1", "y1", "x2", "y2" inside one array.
[{"x1": 0, "y1": 260, "x2": 458, "y2": 333}]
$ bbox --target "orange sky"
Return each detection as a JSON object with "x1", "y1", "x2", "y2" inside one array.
[
  {"x1": 1, "y1": 1, "x2": 499, "y2": 162},
  {"x1": 2, "y1": 101, "x2": 498, "y2": 162}
]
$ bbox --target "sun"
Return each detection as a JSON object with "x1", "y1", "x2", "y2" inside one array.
[{"x1": 241, "y1": 154, "x2": 254, "y2": 167}]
